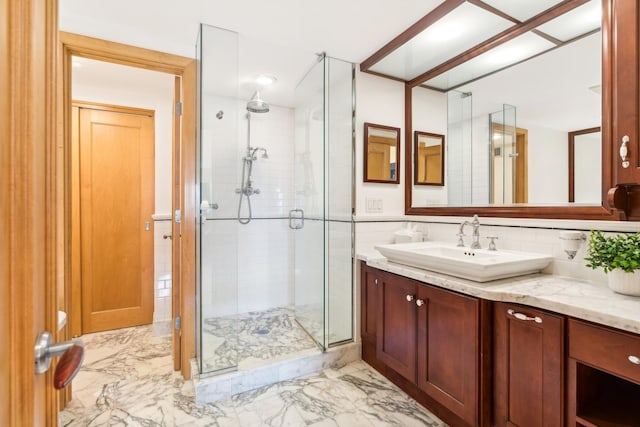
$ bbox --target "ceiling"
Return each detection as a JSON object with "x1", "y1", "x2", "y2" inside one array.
[
  {"x1": 362, "y1": 0, "x2": 601, "y2": 90},
  {"x1": 59, "y1": 0, "x2": 445, "y2": 107},
  {"x1": 59, "y1": 0, "x2": 602, "y2": 127}
]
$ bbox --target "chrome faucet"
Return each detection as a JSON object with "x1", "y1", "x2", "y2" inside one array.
[
  {"x1": 457, "y1": 214, "x2": 481, "y2": 249},
  {"x1": 457, "y1": 220, "x2": 470, "y2": 247},
  {"x1": 470, "y1": 214, "x2": 481, "y2": 249}
]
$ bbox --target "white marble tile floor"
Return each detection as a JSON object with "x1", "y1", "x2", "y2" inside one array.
[{"x1": 59, "y1": 325, "x2": 447, "y2": 426}]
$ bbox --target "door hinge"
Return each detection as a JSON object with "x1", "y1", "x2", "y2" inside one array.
[
  {"x1": 174, "y1": 315, "x2": 182, "y2": 331},
  {"x1": 174, "y1": 209, "x2": 182, "y2": 223},
  {"x1": 175, "y1": 101, "x2": 183, "y2": 116}
]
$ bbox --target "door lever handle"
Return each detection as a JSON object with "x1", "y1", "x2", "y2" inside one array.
[{"x1": 35, "y1": 331, "x2": 84, "y2": 389}]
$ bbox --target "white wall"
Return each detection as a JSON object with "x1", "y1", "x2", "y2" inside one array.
[
  {"x1": 411, "y1": 87, "x2": 448, "y2": 206},
  {"x1": 355, "y1": 71, "x2": 406, "y2": 216}
]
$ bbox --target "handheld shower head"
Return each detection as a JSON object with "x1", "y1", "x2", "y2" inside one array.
[{"x1": 246, "y1": 90, "x2": 270, "y2": 113}]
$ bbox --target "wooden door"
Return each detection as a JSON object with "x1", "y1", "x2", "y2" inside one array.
[
  {"x1": 416, "y1": 285, "x2": 479, "y2": 426},
  {"x1": 494, "y1": 302, "x2": 564, "y2": 427},
  {"x1": 376, "y1": 272, "x2": 417, "y2": 381},
  {"x1": 77, "y1": 104, "x2": 155, "y2": 333},
  {"x1": 2, "y1": 0, "x2": 60, "y2": 424}
]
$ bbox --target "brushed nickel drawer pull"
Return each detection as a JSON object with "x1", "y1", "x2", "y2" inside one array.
[
  {"x1": 629, "y1": 355, "x2": 640, "y2": 365},
  {"x1": 507, "y1": 309, "x2": 542, "y2": 324},
  {"x1": 374, "y1": 278, "x2": 378, "y2": 285},
  {"x1": 416, "y1": 299, "x2": 425, "y2": 307},
  {"x1": 406, "y1": 294, "x2": 415, "y2": 302}
]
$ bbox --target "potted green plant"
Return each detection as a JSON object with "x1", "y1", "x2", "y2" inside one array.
[{"x1": 585, "y1": 230, "x2": 640, "y2": 296}]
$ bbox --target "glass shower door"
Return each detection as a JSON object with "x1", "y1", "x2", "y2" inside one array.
[
  {"x1": 293, "y1": 57, "x2": 326, "y2": 349},
  {"x1": 196, "y1": 24, "x2": 240, "y2": 375}
]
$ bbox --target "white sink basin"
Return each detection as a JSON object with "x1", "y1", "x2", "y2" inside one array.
[{"x1": 374, "y1": 241, "x2": 552, "y2": 282}]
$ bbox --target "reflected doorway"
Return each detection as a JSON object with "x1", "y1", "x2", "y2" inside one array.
[{"x1": 490, "y1": 123, "x2": 528, "y2": 204}]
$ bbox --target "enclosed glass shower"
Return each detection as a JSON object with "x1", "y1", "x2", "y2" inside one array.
[{"x1": 195, "y1": 24, "x2": 354, "y2": 376}]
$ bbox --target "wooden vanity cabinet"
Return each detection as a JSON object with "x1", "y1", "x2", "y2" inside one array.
[
  {"x1": 493, "y1": 302, "x2": 565, "y2": 427},
  {"x1": 567, "y1": 319, "x2": 640, "y2": 426},
  {"x1": 361, "y1": 264, "x2": 485, "y2": 427}
]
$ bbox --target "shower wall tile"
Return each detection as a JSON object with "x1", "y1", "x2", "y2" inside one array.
[{"x1": 152, "y1": 219, "x2": 172, "y2": 335}]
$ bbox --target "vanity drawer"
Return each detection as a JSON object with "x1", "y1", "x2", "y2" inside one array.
[{"x1": 569, "y1": 319, "x2": 640, "y2": 384}]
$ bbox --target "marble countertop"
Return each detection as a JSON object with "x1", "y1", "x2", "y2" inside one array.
[{"x1": 361, "y1": 252, "x2": 640, "y2": 335}]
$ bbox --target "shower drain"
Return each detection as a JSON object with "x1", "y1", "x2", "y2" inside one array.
[{"x1": 255, "y1": 329, "x2": 270, "y2": 335}]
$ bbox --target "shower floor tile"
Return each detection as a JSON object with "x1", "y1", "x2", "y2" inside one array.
[
  {"x1": 201, "y1": 307, "x2": 318, "y2": 373},
  {"x1": 60, "y1": 324, "x2": 447, "y2": 426}
]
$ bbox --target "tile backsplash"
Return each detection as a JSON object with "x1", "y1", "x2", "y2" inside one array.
[{"x1": 355, "y1": 218, "x2": 640, "y2": 286}]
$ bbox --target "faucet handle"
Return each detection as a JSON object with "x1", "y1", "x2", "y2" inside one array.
[
  {"x1": 486, "y1": 236, "x2": 499, "y2": 251},
  {"x1": 456, "y1": 233, "x2": 466, "y2": 247}
]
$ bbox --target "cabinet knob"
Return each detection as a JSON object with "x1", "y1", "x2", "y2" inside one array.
[
  {"x1": 374, "y1": 278, "x2": 378, "y2": 285},
  {"x1": 629, "y1": 355, "x2": 640, "y2": 365},
  {"x1": 416, "y1": 299, "x2": 425, "y2": 307},
  {"x1": 507, "y1": 309, "x2": 542, "y2": 324},
  {"x1": 406, "y1": 295, "x2": 415, "y2": 302}
]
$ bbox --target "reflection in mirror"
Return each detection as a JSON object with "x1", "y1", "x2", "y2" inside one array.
[
  {"x1": 364, "y1": 122, "x2": 400, "y2": 183},
  {"x1": 569, "y1": 127, "x2": 601, "y2": 204},
  {"x1": 414, "y1": 131, "x2": 444, "y2": 186},
  {"x1": 411, "y1": 31, "x2": 601, "y2": 207},
  {"x1": 489, "y1": 105, "x2": 528, "y2": 204}
]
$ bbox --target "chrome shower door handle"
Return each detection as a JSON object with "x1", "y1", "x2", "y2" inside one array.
[{"x1": 289, "y1": 209, "x2": 304, "y2": 230}]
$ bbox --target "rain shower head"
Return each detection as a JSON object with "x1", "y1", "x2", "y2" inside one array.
[{"x1": 246, "y1": 90, "x2": 270, "y2": 113}]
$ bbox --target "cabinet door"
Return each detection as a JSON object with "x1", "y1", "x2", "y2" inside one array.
[
  {"x1": 608, "y1": 0, "x2": 640, "y2": 185},
  {"x1": 494, "y1": 302, "x2": 564, "y2": 427},
  {"x1": 361, "y1": 264, "x2": 385, "y2": 370},
  {"x1": 361, "y1": 265, "x2": 379, "y2": 341},
  {"x1": 377, "y1": 272, "x2": 417, "y2": 381},
  {"x1": 417, "y1": 285, "x2": 479, "y2": 426}
]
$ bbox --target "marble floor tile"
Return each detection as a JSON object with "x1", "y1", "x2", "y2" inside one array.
[
  {"x1": 201, "y1": 307, "x2": 318, "y2": 373},
  {"x1": 61, "y1": 322, "x2": 447, "y2": 427}
]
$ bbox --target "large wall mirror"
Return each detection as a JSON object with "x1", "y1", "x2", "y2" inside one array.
[
  {"x1": 364, "y1": 122, "x2": 400, "y2": 183},
  {"x1": 410, "y1": 30, "x2": 602, "y2": 210},
  {"x1": 362, "y1": 0, "x2": 619, "y2": 219}
]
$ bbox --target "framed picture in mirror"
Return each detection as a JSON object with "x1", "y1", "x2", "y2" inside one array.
[
  {"x1": 364, "y1": 122, "x2": 400, "y2": 183},
  {"x1": 414, "y1": 131, "x2": 444, "y2": 186}
]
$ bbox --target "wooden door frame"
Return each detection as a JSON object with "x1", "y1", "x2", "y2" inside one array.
[
  {"x1": 60, "y1": 32, "x2": 196, "y2": 379},
  {"x1": 2, "y1": 0, "x2": 59, "y2": 424}
]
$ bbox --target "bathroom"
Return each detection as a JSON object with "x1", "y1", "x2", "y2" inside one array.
[{"x1": 6, "y1": 0, "x2": 640, "y2": 425}]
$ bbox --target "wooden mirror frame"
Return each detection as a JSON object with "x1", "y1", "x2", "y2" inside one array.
[
  {"x1": 569, "y1": 126, "x2": 601, "y2": 202},
  {"x1": 364, "y1": 122, "x2": 401, "y2": 184},
  {"x1": 402, "y1": 1, "x2": 622, "y2": 220},
  {"x1": 414, "y1": 131, "x2": 445, "y2": 186}
]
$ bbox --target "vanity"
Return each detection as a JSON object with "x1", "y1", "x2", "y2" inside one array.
[{"x1": 360, "y1": 256, "x2": 640, "y2": 427}]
